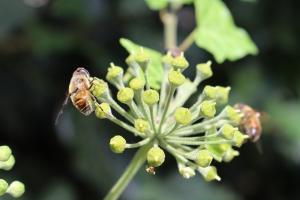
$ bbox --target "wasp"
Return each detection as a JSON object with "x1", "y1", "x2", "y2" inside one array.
[
  {"x1": 55, "y1": 68, "x2": 95, "y2": 125},
  {"x1": 234, "y1": 103, "x2": 262, "y2": 142},
  {"x1": 146, "y1": 166, "x2": 156, "y2": 175}
]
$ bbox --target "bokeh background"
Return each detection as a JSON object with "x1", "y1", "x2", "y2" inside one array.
[{"x1": 1, "y1": 0, "x2": 300, "y2": 199}]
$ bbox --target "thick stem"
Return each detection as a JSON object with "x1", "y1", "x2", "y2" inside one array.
[
  {"x1": 161, "y1": 8, "x2": 178, "y2": 49},
  {"x1": 104, "y1": 142, "x2": 153, "y2": 200}
]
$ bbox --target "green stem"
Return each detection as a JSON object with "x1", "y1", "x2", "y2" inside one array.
[
  {"x1": 104, "y1": 142, "x2": 153, "y2": 200},
  {"x1": 158, "y1": 86, "x2": 175, "y2": 134},
  {"x1": 179, "y1": 30, "x2": 196, "y2": 52}
]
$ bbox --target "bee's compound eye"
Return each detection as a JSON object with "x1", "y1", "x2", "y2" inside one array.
[{"x1": 75, "y1": 67, "x2": 90, "y2": 76}]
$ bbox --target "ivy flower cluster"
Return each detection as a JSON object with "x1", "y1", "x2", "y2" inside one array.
[
  {"x1": 88, "y1": 48, "x2": 248, "y2": 181},
  {"x1": 0, "y1": 145, "x2": 25, "y2": 198}
]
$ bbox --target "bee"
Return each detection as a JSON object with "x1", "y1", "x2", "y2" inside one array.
[
  {"x1": 55, "y1": 68, "x2": 95, "y2": 125},
  {"x1": 146, "y1": 166, "x2": 156, "y2": 175},
  {"x1": 234, "y1": 103, "x2": 262, "y2": 142}
]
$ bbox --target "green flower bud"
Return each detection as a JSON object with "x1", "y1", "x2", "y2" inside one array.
[
  {"x1": 129, "y1": 78, "x2": 145, "y2": 90},
  {"x1": 0, "y1": 155, "x2": 15, "y2": 171},
  {"x1": 6, "y1": 181, "x2": 25, "y2": 198},
  {"x1": 125, "y1": 54, "x2": 135, "y2": 65},
  {"x1": 0, "y1": 179, "x2": 8, "y2": 196},
  {"x1": 179, "y1": 166, "x2": 196, "y2": 179},
  {"x1": 175, "y1": 107, "x2": 192, "y2": 125},
  {"x1": 134, "y1": 48, "x2": 150, "y2": 68},
  {"x1": 117, "y1": 87, "x2": 134, "y2": 103},
  {"x1": 199, "y1": 101, "x2": 216, "y2": 118},
  {"x1": 195, "y1": 150, "x2": 213, "y2": 167},
  {"x1": 203, "y1": 86, "x2": 231, "y2": 105},
  {"x1": 142, "y1": 89, "x2": 159, "y2": 105},
  {"x1": 220, "y1": 124, "x2": 237, "y2": 140},
  {"x1": 171, "y1": 52, "x2": 189, "y2": 70},
  {"x1": 95, "y1": 103, "x2": 111, "y2": 119},
  {"x1": 196, "y1": 61, "x2": 213, "y2": 80},
  {"x1": 106, "y1": 63, "x2": 123, "y2": 81},
  {"x1": 147, "y1": 146, "x2": 165, "y2": 167},
  {"x1": 224, "y1": 106, "x2": 242, "y2": 125},
  {"x1": 199, "y1": 166, "x2": 221, "y2": 182},
  {"x1": 223, "y1": 148, "x2": 240, "y2": 162},
  {"x1": 233, "y1": 131, "x2": 248, "y2": 147},
  {"x1": 0, "y1": 146, "x2": 12, "y2": 162},
  {"x1": 134, "y1": 119, "x2": 149, "y2": 133},
  {"x1": 162, "y1": 51, "x2": 173, "y2": 65},
  {"x1": 110, "y1": 135, "x2": 126, "y2": 154},
  {"x1": 91, "y1": 78, "x2": 109, "y2": 99},
  {"x1": 168, "y1": 70, "x2": 186, "y2": 86}
]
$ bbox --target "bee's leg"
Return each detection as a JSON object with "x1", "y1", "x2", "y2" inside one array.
[{"x1": 88, "y1": 77, "x2": 96, "y2": 90}]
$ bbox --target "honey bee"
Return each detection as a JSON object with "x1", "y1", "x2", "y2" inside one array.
[
  {"x1": 234, "y1": 103, "x2": 262, "y2": 142},
  {"x1": 55, "y1": 68, "x2": 95, "y2": 125},
  {"x1": 146, "y1": 166, "x2": 156, "y2": 175}
]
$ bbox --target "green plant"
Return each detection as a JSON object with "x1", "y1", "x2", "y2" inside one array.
[
  {"x1": 71, "y1": 0, "x2": 258, "y2": 199},
  {"x1": 0, "y1": 145, "x2": 25, "y2": 198}
]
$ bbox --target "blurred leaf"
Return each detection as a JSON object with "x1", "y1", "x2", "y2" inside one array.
[
  {"x1": 145, "y1": 0, "x2": 168, "y2": 10},
  {"x1": 0, "y1": 0, "x2": 33, "y2": 39},
  {"x1": 267, "y1": 100, "x2": 300, "y2": 139},
  {"x1": 266, "y1": 100, "x2": 300, "y2": 163},
  {"x1": 120, "y1": 38, "x2": 163, "y2": 90},
  {"x1": 28, "y1": 24, "x2": 75, "y2": 56},
  {"x1": 194, "y1": 0, "x2": 258, "y2": 63}
]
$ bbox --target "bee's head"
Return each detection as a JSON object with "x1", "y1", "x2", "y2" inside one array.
[{"x1": 73, "y1": 67, "x2": 90, "y2": 78}]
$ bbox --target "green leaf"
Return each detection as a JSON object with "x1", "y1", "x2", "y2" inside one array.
[
  {"x1": 194, "y1": 0, "x2": 258, "y2": 63},
  {"x1": 145, "y1": 0, "x2": 168, "y2": 10},
  {"x1": 120, "y1": 38, "x2": 164, "y2": 90}
]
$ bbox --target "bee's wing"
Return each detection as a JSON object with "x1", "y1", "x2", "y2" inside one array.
[
  {"x1": 54, "y1": 91, "x2": 71, "y2": 125},
  {"x1": 254, "y1": 141, "x2": 263, "y2": 155}
]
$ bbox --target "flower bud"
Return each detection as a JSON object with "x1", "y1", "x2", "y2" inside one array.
[
  {"x1": 6, "y1": 181, "x2": 25, "y2": 198},
  {"x1": 0, "y1": 155, "x2": 15, "y2": 171},
  {"x1": 0, "y1": 146, "x2": 12, "y2": 162},
  {"x1": 179, "y1": 166, "x2": 196, "y2": 179},
  {"x1": 199, "y1": 166, "x2": 221, "y2": 182},
  {"x1": 134, "y1": 48, "x2": 150, "y2": 68},
  {"x1": 110, "y1": 135, "x2": 126, "y2": 154},
  {"x1": 129, "y1": 78, "x2": 145, "y2": 90},
  {"x1": 125, "y1": 54, "x2": 135, "y2": 65},
  {"x1": 223, "y1": 148, "x2": 240, "y2": 162},
  {"x1": 117, "y1": 87, "x2": 134, "y2": 104},
  {"x1": 199, "y1": 101, "x2": 216, "y2": 118},
  {"x1": 95, "y1": 103, "x2": 111, "y2": 119},
  {"x1": 162, "y1": 51, "x2": 173, "y2": 65},
  {"x1": 233, "y1": 131, "x2": 248, "y2": 147},
  {"x1": 168, "y1": 70, "x2": 186, "y2": 86},
  {"x1": 106, "y1": 63, "x2": 124, "y2": 81},
  {"x1": 175, "y1": 107, "x2": 192, "y2": 125},
  {"x1": 220, "y1": 124, "x2": 237, "y2": 140},
  {"x1": 171, "y1": 52, "x2": 189, "y2": 70},
  {"x1": 0, "y1": 179, "x2": 8, "y2": 196},
  {"x1": 224, "y1": 106, "x2": 242, "y2": 125},
  {"x1": 203, "y1": 86, "x2": 231, "y2": 105},
  {"x1": 196, "y1": 61, "x2": 212, "y2": 80},
  {"x1": 195, "y1": 150, "x2": 213, "y2": 167},
  {"x1": 134, "y1": 119, "x2": 150, "y2": 133},
  {"x1": 142, "y1": 89, "x2": 159, "y2": 105},
  {"x1": 147, "y1": 146, "x2": 165, "y2": 167},
  {"x1": 90, "y1": 78, "x2": 109, "y2": 99}
]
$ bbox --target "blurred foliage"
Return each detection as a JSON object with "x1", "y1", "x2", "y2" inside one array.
[{"x1": 0, "y1": 0, "x2": 300, "y2": 199}]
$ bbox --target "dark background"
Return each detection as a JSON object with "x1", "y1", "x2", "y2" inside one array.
[{"x1": 1, "y1": 0, "x2": 300, "y2": 199}]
